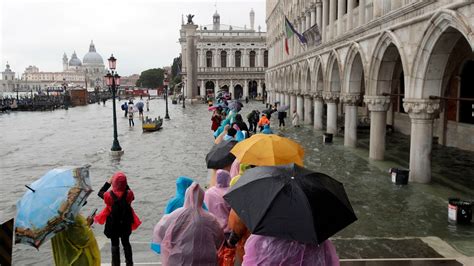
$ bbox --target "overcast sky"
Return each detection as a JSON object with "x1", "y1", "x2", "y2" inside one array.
[{"x1": 0, "y1": 0, "x2": 266, "y2": 76}]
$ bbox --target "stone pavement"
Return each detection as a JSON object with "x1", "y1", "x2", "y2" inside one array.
[{"x1": 98, "y1": 236, "x2": 473, "y2": 265}]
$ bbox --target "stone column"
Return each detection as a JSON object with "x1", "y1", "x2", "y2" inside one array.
[
  {"x1": 257, "y1": 80, "x2": 263, "y2": 95},
  {"x1": 329, "y1": 0, "x2": 336, "y2": 39},
  {"x1": 197, "y1": 49, "x2": 202, "y2": 68},
  {"x1": 322, "y1": 0, "x2": 328, "y2": 41},
  {"x1": 347, "y1": 0, "x2": 354, "y2": 31},
  {"x1": 337, "y1": 0, "x2": 346, "y2": 36},
  {"x1": 306, "y1": 11, "x2": 311, "y2": 30},
  {"x1": 297, "y1": 94, "x2": 304, "y2": 123},
  {"x1": 230, "y1": 80, "x2": 234, "y2": 99},
  {"x1": 313, "y1": 94, "x2": 324, "y2": 130},
  {"x1": 290, "y1": 93, "x2": 297, "y2": 114},
  {"x1": 341, "y1": 94, "x2": 360, "y2": 147},
  {"x1": 285, "y1": 93, "x2": 290, "y2": 107},
  {"x1": 200, "y1": 80, "x2": 205, "y2": 97},
  {"x1": 403, "y1": 99, "x2": 441, "y2": 183},
  {"x1": 304, "y1": 95, "x2": 313, "y2": 124},
  {"x1": 359, "y1": 0, "x2": 366, "y2": 26},
  {"x1": 243, "y1": 80, "x2": 249, "y2": 98},
  {"x1": 183, "y1": 24, "x2": 198, "y2": 99},
  {"x1": 324, "y1": 92, "x2": 339, "y2": 134},
  {"x1": 364, "y1": 96, "x2": 391, "y2": 160},
  {"x1": 317, "y1": 2, "x2": 323, "y2": 30},
  {"x1": 310, "y1": 5, "x2": 316, "y2": 26},
  {"x1": 373, "y1": 0, "x2": 383, "y2": 18},
  {"x1": 392, "y1": 0, "x2": 402, "y2": 10},
  {"x1": 215, "y1": 79, "x2": 219, "y2": 96}
]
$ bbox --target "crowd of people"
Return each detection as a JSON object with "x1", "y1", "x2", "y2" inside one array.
[
  {"x1": 45, "y1": 97, "x2": 338, "y2": 266},
  {"x1": 148, "y1": 98, "x2": 339, "y2": 265}
]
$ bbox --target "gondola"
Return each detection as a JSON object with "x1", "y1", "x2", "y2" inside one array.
[{"x1": 142, "y1": 117, "x2": 163, "y2": 132}]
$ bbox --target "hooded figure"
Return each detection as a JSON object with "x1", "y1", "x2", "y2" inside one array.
[
  {"x1": 95, "y1": 172, "x2": 141, "y2": 266},
  {"x1": 243, "y1": 235, "x2": 339, "y2": 266},
  {"x1": 165, "y1": 176, "x2": 208, "y2": 214},
  {"x1": 153, "y1": 183, "x2": 224, "y2": 266},
  {"x1": 164, "y1": 176, "x2": 194, "y2": 214},
  {"x1": 51, "y1": 214, "x2": 101, "y2": 266},
  {"x1": 204, "y1": 170, "x2": 231, "y2": 231}
]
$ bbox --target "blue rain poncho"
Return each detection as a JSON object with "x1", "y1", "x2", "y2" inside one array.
[
  {"x1": 165, "y1": 176, "x2": 207, "y2": 215},
  {"x1": 262, "y1": 124, "x2": 273, "y2": 134}
]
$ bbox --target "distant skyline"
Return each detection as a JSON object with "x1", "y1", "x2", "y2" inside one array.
[{"x1": 0, "y1": 0, "x2": 266, "y2": 76}]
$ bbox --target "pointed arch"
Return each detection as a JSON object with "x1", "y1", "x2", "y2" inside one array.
[
  {"x1": 325, "y1": 50, "x2": 342, "y2": 93},
  {"x1": 343, "y1": 42, "x2": 367, "y2": 95},
  {"x1": 312, "y1": 55, "x2": 325, "y2": 93},
  {"x1": 411, "y1": 9, "x2": 474, "y2": 98},
  {"x1": 368, "y1": 30, "x2": 408, "y2": 96}
]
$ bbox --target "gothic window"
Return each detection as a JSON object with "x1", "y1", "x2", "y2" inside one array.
[
  {"x1": 264, "y1": 50, "x2": 268, "y2": 67},
  {"x1": 221, "y1": 51, "x2": 227, "y2": 68},
  {"x1": 206, "y1": 51, "x2": 213, "y2": 67},
  {"x1": 249, "y1": 51, "x2": 256, "y2": 67},
  {"x1": 235, "y1": 51, "x2": 242, "y2": 67}
]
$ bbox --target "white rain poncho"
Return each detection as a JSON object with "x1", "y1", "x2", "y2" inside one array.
[{"x1": 153, "y1": 182, "x2": 224, "y2": 266}]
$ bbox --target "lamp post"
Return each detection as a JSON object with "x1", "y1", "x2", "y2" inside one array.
[
  {"x1": 105, "y1": 54, "x2": 123, "y2": 154},
  {"x1": 164, "y1": 71, "x2": 170, "y2": 119},
  {"x1": 182, "y1": 83, "x2": 185, "y2": 108}
]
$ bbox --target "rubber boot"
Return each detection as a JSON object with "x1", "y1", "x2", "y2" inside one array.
[
  {"x1": 111, "y1": 246, "x2": 120, "y2": 266},
  {"x1": 123, "y1": 242, "x2": 133, "y2": 266}
]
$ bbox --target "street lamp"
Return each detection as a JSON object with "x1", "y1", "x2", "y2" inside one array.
[
  {"x1": 105, "y1": 54, "x2": 123, "y2": 154},
  {"x1": 163, "y1": 71, "x2": 170, "y2": 119}
]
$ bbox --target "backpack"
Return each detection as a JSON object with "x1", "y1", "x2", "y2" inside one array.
[{"x1": 104, "y1": 190, "x2": 133, "y2": 238}]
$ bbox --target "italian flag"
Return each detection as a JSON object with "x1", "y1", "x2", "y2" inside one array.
[{"x1": 284, "y1": 16, "x2": 307, "y2": 55}]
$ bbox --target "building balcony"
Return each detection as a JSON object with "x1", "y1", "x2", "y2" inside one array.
[{"x1": 188, "y1": 66, "x2": 267, "y2": 74}]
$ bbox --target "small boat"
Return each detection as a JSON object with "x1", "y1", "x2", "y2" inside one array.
[{"x1": 142, "y1": 116, "x2": 163, "y2": 132}]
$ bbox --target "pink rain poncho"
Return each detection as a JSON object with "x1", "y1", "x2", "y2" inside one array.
[
  {"x1": 153, "y1": 182, "x2": 224, "y2": 266},
  {"x1": 204, "y1": 170, "x2": 231, "y2": 231},
  {"x1": 243, "y1": 235, "x2": 339, "y2": 266}
]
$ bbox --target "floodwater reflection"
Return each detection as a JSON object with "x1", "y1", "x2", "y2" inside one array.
[{"x1": 0, "y1": 99, "x2": 472, "y2": 264}]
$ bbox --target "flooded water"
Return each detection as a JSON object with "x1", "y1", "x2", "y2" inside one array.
[{"x1": 1, "y1": 99, "x2": 473, "y2": 264}]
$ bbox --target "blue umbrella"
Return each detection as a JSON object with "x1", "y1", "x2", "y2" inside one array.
[
  {"x1": 135, "y1": 101, "x2": 144, "y2": 109},
  {"x1": 15, "y1": 165, "x2": 93, "y2": 248}
]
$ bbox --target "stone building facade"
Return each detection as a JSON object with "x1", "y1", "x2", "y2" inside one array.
[
  {"x1": 1, "y1": 41, "x2": 106, "y2": 92},
  {"x1": 265, "y1": 0, "x2": 474, "y2": 183},
  {"x1": 179, "y1": 10, "x2": 268, "y2": 99}
]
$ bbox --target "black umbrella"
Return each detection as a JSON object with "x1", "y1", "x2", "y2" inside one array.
[
  {"x1": 223, "y1": 163, "x2": 357, "y2": 244},
  {"x1": 205, "y1": 140, "x2": 237, "y2": 169}
]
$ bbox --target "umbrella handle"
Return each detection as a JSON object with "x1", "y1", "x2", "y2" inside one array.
[{"x1": 25, "y1": 185, "x2": 35, "y2": 193}]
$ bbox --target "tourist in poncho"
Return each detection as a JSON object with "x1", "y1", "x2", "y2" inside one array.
[
  {"x1": 94, "y1": 172, "x2": 141, "y2": 266},
  {"x1": 243, "y1": 235, "x2": 339, "y2": 266},
  {"x1": 204, "y1": 169, "x2": 232, "y2": 231},
  {"x1": 51, "y1": 214, "x2": 101, "y2": 266},
  {"x1": 153, "y1": 183, "x2": 224, "y2": 266}
]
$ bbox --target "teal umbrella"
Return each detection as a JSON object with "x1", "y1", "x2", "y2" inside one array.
[{"x1": 15, "y1": 165, "x2": 93, "y2": 248}]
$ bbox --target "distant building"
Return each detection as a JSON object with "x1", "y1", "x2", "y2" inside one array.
[
  {"x1": 179, "y1": 9, "x2": 267, "y2": 99},
  {"x1": 1, "y1": 41, "x2": 106, "y2": 92},
  {"x1": 121, "y1": 74, "x2": 140, "y2": 88}
]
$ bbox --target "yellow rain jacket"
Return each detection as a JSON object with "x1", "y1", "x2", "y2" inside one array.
[{"x1": 51, "y1": 215, "x2": 100, "y2": 266}]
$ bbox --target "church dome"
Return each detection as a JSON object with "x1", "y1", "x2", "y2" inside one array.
[
  {"x1": 83, "y1": 41, "x2": 104, "y2": 66},
  {"x1": 69, "y1": 51, "x2": 82, "y2": 66}
]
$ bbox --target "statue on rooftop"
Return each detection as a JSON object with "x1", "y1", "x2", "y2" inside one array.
[{"x1": 186, "y1": 14, "x2": 194, "y2": 24}]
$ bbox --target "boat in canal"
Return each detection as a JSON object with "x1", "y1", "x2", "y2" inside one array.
[{"x1": 142, "y1": 116, "x2": 163, "y2": 132}]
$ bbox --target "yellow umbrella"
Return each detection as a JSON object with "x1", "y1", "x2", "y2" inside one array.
[{"x1": 230, "y1": 134, "x2": 305, "y2": 166}]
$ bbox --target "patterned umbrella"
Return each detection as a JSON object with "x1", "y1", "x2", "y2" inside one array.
[{"x1": 15, "y1": 165, "x2": 93, "y2": 248}]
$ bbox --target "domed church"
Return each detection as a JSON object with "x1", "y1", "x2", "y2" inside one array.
[{"x1": 62, "y1": 40, "x2": 106, "y2": 88}]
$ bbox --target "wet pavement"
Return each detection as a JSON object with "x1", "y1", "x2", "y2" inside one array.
[{"x1": 0, "y1": 98, "x2": 473, "y2": 265}]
